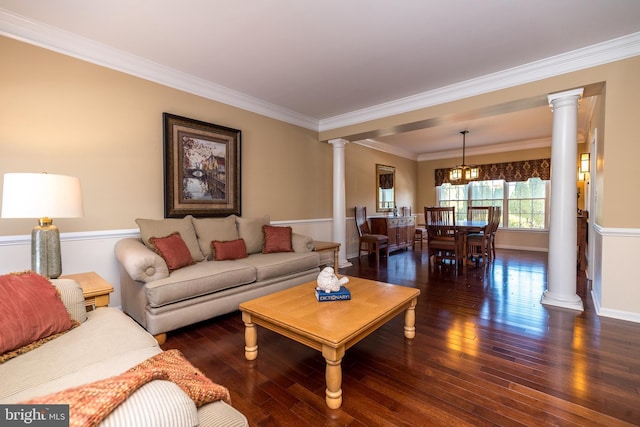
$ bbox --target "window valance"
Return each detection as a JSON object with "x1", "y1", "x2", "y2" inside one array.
[
  {"x1": 379, "y1": 173, "x2": 394, "y2": 189},
  {"x1": 435, "y1": 158, "x2": 551, "y2": 186}
]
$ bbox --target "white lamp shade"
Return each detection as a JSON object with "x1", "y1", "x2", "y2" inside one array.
[{"x1": 1, "y1": 173, "x2": 83, "y2": 219}]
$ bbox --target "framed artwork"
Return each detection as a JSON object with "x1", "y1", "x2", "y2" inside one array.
[{"x1": 163, "y1": 113, "x2": 241, "y2": 217}]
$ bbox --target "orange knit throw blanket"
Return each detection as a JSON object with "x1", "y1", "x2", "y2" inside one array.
[{"x1": 24, "y1": 349, "x2": 230, "y2": 427}]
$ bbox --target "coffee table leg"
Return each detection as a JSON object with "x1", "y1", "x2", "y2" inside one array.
[
  {"x1": 322, "y1": 345, "x2": 345, "y2": 409},
  {"x1": 404, "y1": 297, "x2": 418, "y2": 339},
  {"x1": 241, "y1": 311, "x2": 258, "y2": 361}
]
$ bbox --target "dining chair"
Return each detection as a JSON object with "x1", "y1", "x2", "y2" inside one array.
[
  {"x1": 424, "y1": 206, "x2": 463, "y2": 270},
  {"x1": 488, "y1": 206, "x2": 501, "y2": 261},
  {"x1": 355, "y1": 206, "x2": 389, "y2": 267},
  {"x1": 467, "y1": 206, "x2": 494, "y2": 266},
  {"x1": 467, "y1": 206, "x2": 492, "y2": 222},
  {"x1": 401, "y1": 206, "x2": 426, "y2": 251},
  {"x1": 414, "y1": 225, "x2": 426, "y2": 251}
]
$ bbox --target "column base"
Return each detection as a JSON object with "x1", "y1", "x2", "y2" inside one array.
[
  {"x1": 541, "y1": 290, "x2": 584, "y2": 311},
  {"x1": 338, "y1": 259, "x2": 352, "y2": 268}
]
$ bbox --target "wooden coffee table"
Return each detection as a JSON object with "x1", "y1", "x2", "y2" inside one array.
[{"x1": 239, "y1": 276, "x2": 420, "y2": 409}]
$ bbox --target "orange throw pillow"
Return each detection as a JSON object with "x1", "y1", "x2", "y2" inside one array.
[
  {"x1": 262, "y1": 225, "x2": 293, "y2": 253},
  {"x1": 212, "y1": 239, "x2": 248, "y2": 261},
  {"x1": 149, "y1": 232, "x2": 194, "y2": 271},
  {"x1": 0, "y1": 272, "x2": 75, "y2": 360}
]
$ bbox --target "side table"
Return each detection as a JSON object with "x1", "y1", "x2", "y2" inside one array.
[
  {"x1": 60, "y1": 272, "x2": 114, "y2": 310},
  {"x1": 313, "y1": 241, "x2": 340, "y2": 271}
]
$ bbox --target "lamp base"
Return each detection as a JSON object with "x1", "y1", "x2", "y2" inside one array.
[{"x1": 32, "y1": 223, "x2": 62, "y2": 278}]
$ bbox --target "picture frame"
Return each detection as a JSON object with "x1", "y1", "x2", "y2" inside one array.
[{"x1": 163, "y1": 113, "x2": 241, "y2": 218}]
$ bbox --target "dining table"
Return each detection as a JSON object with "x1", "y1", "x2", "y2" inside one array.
[
  {"x1": 420, "y1": 219, "x2": 488, "y2": 232},
  {"x1": 420, "y1": 219, "x2": 489, "y2": 266},
  {"x1": 456, "y1": 219, "x2": 488, "y2": 232},
  {"x1": 456, "y1": 219, "x2": 489, "y2": 265}
]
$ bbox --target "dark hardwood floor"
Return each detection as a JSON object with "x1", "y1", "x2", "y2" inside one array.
[{"x1": 162, "y1": 249, "x2": 640, "y2": 426}]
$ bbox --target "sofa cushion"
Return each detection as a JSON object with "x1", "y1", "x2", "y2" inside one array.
[
  {"x1": 24, "y1": 349, "x2": 230, "y2": 426},
  {"x1": 0, "y1": 308, "x2": 160, "y2": 402},
  {"x1": 149, "y1": 232, "x2": 194, "y2": 271},
  {"x1": 136, "y1": 216, "x2": 204, "y2": 262},
  {"x1": 240, "y1": 251, "x2": 320, "y2": 282},
  {"x1": 262, "y1": 225, "x2": 293, "y2": 254},
  {"x1": 212, "y1": 239, "x2": 248, "y2": 261},
  {"x1": 191, "y1": 215, "x2": 239, "y2": 260},
  {"x1": 145, "y1": 262, "x2": 257, "y2": 307},
  {"x1": 236, "y1": 215, "x2": 270, "y2": 254},
  {"x1": 0, "y1": 272, "x2": 75, "y2": 362},
  {"x1": 101, "y1": 380, "x2": 199, "y2": 427}
]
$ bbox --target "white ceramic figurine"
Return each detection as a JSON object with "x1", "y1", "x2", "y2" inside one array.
[{"x1": 316, "y1": 266, "x2": 349, "y2": 292}]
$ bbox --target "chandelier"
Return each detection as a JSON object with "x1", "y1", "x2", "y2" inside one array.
[{"x1": 449, "y1": 130, "x2": 479, "y2": 181}]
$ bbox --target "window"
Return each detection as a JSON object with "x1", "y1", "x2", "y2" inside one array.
[
  {"x1": 438, "y1": 183, "x2": 468, "y2": 222},
  {"x1": 470, "y1": 180, "x2": 504, "y2": 209},
  {"x1": 506, "y1": 178, "x2": 547, "y2": 229},
  {"x1": 437, "y1": 178, "x2": 548, "y2": 230}
]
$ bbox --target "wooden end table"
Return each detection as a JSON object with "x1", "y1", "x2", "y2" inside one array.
[
  {"x1": 60, "y1": 272, "x2": 114, "y2": 310},
  {"x1": 239, "y1": 276, "x2": 419, "y2": 409},
  {"x1": 313, "y1": 240, "x2": 340, "y2": 270}
]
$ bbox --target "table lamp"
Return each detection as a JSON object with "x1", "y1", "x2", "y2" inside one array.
[{"x1": 1, "y1": 173, "x2": 83, "y2": 278}]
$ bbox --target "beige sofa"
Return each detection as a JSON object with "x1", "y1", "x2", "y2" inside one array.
[
  {"x1": 115, "y1": 215, "x2": 320, "y2": 342},
  {"x1": 0, "y1": 277, "x2": 248, "y2": 426}
]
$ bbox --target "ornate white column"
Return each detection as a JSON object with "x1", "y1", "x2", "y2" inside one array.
[
  {"x1": 542, "y1": 88, "x2": 584, "y2": 311},
  {"x1": 328, "y1": 138, "x2": 352, "y2": 268}
]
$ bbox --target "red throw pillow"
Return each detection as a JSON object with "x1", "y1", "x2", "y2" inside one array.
[
  {"x1": 0, "y1": 272, "x2": 75, "y2": 359},
  {"x1": 149, "y1": 232, "x2": 194, "y2": 271},
  {"x1": 262, "y1": 225, "x2": 293, "y2": 254},
  {"x1": 212, "y1": 239, "x2": 248, "y2": 261}
]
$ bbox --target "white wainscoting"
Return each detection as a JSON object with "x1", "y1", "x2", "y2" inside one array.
[
  {"x1": 4, "y1": 218, "x2": 637, "y2": 323},
  {"x1": 0, "y1": 229, "x2": 139, "y2": 310},
  {"x1": 0, "y1": 219, "x2": 335, "y2": 309},
  {"x1": 590, "y1": 224, "x2": 640, "y2": 324}
]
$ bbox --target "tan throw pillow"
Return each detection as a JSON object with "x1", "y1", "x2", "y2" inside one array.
[
  {"x1": 262, "y1": 225, "x2": 294, "y2": 253},
  {"x1": 236, "y1": 215, "x2": 270, "y2": 254},
  {"x1": 212, "y1": 239, "x2": 248, "y2": 261},
  {"x1": 149, "y1": 232, "x2": 195, "y2": 271},
  {"x1": 51, "y1": 278, "x2": 88, "y2": 323},
  {"x1": 0, "y1": 272, "x2": 76, "y2": 363},
  {"x1": 136, "y1": 216, "x2": 204, "y2": 262},
  {"x1": 191, "y1": 215, "x2": 239, "y2": 260}
]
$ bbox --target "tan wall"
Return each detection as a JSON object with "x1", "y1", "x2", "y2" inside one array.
[
  {"x1": 0, "y1": 36, "x2": 333, "y2": 236},
  {"x1": 345, "y1": 143, "x2": 418, "y2": 218}
]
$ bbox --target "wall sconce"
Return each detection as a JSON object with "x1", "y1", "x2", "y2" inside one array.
[
  {"x1": 577, "y1": 153, "x2": 590, "y2": 181},
  {"x1": 580, "y1": 153, "x2": 590, "y2": 173}
]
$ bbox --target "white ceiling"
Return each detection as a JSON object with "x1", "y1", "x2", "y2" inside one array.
[{"x1": 1, "y1": 1, "x2": 640, "y2": 159}]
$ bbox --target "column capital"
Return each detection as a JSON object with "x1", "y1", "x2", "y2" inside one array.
[
  {"x1": 548, "y1": 88, "x2": 584, "y2": 109},
  {"x1": 328, "y1": 138, "x2": 349, "y2": 148}
]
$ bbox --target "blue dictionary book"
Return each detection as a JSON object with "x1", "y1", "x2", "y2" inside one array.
[{"x1": 315, "y1": 286, "x2": 351, "y2": 302}]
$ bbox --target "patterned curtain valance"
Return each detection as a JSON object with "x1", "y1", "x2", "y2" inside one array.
[{"x1": 435, "y1": 158, "x2": 551, "y2": 186}]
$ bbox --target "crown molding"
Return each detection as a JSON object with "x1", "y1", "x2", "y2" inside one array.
[
  {"x1": 0, "y1": 9, "x2": 318, "y2": 131},
  {"x1": 1, "y1": 8, "x2": 638, "y2": 134},
  {"x1": 319, "y1": 32, "x2": 640, "y2": 132},
  {"x1": 354, "y1": 136, "x2": 553, "y2": 162},
  {"x1": 353, "y1": 139, "x2": 418, "y2": 161},
  {"x1": 417, "y1": 137, "x2": 552, "y2": 162}
]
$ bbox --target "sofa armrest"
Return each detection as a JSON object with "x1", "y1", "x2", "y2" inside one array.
[
  {"x1": 115, "y1": 238, "x2": 169, "y2": 283},
  {"x1": 292, "y1": 233, "x2": 314, "y2": 253}
]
